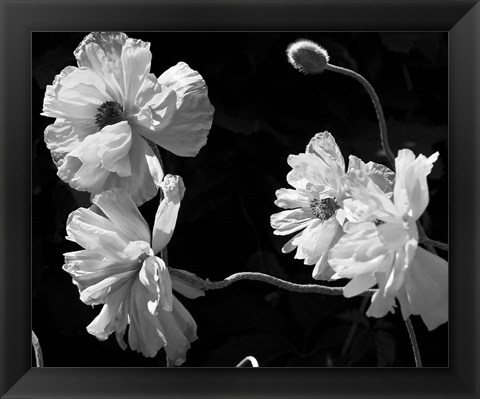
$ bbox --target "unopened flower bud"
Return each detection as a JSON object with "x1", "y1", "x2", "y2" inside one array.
[{"x1": 286, "y1": 39, "x2": 330, "y2": 75}]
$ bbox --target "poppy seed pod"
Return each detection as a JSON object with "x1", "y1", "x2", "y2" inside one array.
[{"x1": 286, "y1": 39, "x2": 330, "y2": 75}]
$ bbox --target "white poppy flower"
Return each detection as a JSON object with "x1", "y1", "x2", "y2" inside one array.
[
  {"x1": 63, "y1": 175, "x2": 203, "y2": 364},
  {"x1": 43, "y1": 32, "x2": 214, "y2": 205},
  {"x1": 328, "y1": 149, "x2": 448, "y2": 331},
  {"x1": 270, "y1": 132, "x2": 394, "y2": 280}
]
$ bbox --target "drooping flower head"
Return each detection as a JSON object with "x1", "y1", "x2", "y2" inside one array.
[
  {"x1": 270, "y1": 132, "x2": 394, "y2": 280},
  {"x1": 63, "y1": 175, "x2": 203, "y2": 364},
  {"x1": 328, "y1": 149, "x2": 448, "y2": 331},
  {"x1": 43, "y1": 32, "x2": 214, "y2": 205}
]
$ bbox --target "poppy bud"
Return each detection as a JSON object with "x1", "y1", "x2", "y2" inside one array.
[{"x1": 286, "y1": 39, "x2": 329, "y2": 74}]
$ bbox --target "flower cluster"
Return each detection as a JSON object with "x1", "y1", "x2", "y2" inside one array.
[
  {"x1": 43, "y1": 32, "x2": 214, "y2": 364},
  {"x1": 271, "y1": 132, "x2": 448, "y2": 331}
]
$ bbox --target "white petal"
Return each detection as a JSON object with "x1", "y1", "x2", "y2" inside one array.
[
  {"x1": 132, "y1": 62, "x2": 214, "y2": 157},
  {"x1": 157, "y1": 296, "x2": 198, "y2": 365},
  {"x1": 398, "y1": 247, "x2": 448, "y2": 330},
  {"x1": 86, "y1": 282, "x2": 130, "y2": 340},
  {"x1": 306, "y1": 131, "x2": 345, "y2": 176},
  {"x1": 347, "y1": 155, "x2": 395, "y2": 195},
  {"x1": 79, "y1": 269, "x2": 136, "y2": 305},
  {"x1": 366, "y1": 271, "x2": 397, "y2": 318},
  {"x1": 92, "y1": 189, "x2": 150, "y2": 243},
  {"x1": 121, "y1": 38, "x2": 152, "y2": 111},
  {"x1": 287, "y1": 153, "x2": 340, "y2": 194},
  {"x1": 343, "y1": 273, "x2": 377, "y2": 298},
  {"x1": 152, "y1": 175, "x2": 185, "y2": 254},
  {"x1": 66, "y1": 206, "x2": 131, "y2": 253},
  {"x1": 271, "y1": 208, "x2": 313, "y2": 236},
  {"x1": 274, "y1": 188, "x2": 310, "y2": 209},
  {"x1": 75, "y1": 32, "x2": 127, "y2": 103},
  {"x1": 139, "y1": 256, "x2": 173, "y2": 313},
  {"x1": 293, "y1": 217, "x2": 339, "y2": 265},
  {"x1": 42, "y1": 66, "x2": 109, "y2": 120},
  {"x1": 329, "y1": 222, "x2": 393, "y2": 279},
  {"x1": 394, "y1": 149, "x2": 438, "y2": 220},
  {"x1": 97, "y1": 122, "x2": 132, "y2": 176}
]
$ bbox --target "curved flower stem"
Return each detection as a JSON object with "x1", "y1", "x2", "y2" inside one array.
[
  {"x1": 32, "y1": 330, "x2": 44, "y2": 367},
  {"x1": 236, "y1": 356, "x2": 259, "y2": 367},
  {"x1": 405, "y1": 318, "x2": 422, "y2": 367},
  {"x1": 168, "y1": 267, "x2": 376, "y2": 297},
  {"x1": 325, "y1": 63, "x2": 396, "y2": 169}
]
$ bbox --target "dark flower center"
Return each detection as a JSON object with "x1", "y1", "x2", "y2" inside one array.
[
  {"x1": 310, "y1": 198, "x2": 338, "y2": 221},
  {"x1": 94, "y1": 101, "x2": 127, "y2": 129}
]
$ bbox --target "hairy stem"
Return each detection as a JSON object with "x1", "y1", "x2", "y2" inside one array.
[
  {"x1": 168, "y1": 267, "x2": 376, "y2": 297},
  {"x1": 32, "y1": 330, "x2": 44, "y2": 367},
  {"x1": 326, "y1": 63, "x2": 396, "y2": 168},
  {"x1": 405, "y1": 318, "x2": 422, "y2": 367}
]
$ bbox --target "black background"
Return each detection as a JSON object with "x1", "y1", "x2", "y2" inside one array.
[{"x1": 32, "y1": 32, "x2": 448, "y2": 367}]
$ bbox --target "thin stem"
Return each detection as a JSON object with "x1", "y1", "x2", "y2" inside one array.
[
  {"x1": 32, "y1": 330, "x2": 44, "y2": 367},
  {"x1": 168, "y1": 267, "x2": 376, "y2": 297},
  {"x1": 326, "y1": 63, "x2": 396, "y2": 169},
  {"x1": 405, "y1": 318, "x2": 422, "y2": 367},
  {"x1": 236, "y1": 356, "x2": 260, "y2": 367}
]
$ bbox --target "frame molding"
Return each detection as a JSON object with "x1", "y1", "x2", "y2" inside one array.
[{"x1": 1, "y1": 0, "x2": 478, "y2": 398}]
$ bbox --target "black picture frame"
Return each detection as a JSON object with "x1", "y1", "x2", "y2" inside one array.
[{"x1": 1, "y1": 0, "x2": 479, "y2": 398}]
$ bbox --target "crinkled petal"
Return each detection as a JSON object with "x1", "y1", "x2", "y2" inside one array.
[
  {"x1": 132, "y1": 62, "x2": 214, "y2": 157},
  {"x1": 329, "y1": 222, "x2": 392, "y2": 278},
  {"x1": 139, "y1": 256, "x2": 173, "y2": 313},
  {"x1": 121, "y1": 38, "x2": 152, "y2": 111},
  {"x1": 271, "y1": 208, "x2": 313, "y2": 236},
  {"x1": 127, "y1": 277, "x2": 168, "y2": 358},
  {"x1": 96, "y1": 122, "x2": 132, "y2": 177},
  {"x1": 274, "y1": 188, "x2": 310, "y2": 209},
  {"x1": 152, "y1": 175, "x2": 186, "y2": 254},
  {"x1": 88, "y1": 133, "x2": 162, "y2": 206},
  {"x1": 366, "y1": 271, "x2": 397, "y2": 318},
  {"x1": 293, "y1": 217, "x2": 339, "y2": 265},
  {"x1": 92, "y1": 188, "x2": 150, "y2": 243},
  {"x1": 86, "y1": 281, "x2": 131, "y2": 340},
  {"x1": 306, "y1": 131, "x2": 345, "y2": 177},
  {"x1": 63, "y1": 248, "x2": 138, "y2": 292},
  {"x1": 287, "y1": 153, "x2": 340, "y2": 195},
  {"x1": 159, "y1": 296, "x2": 198, "y2": 366},
  {"x1": 394, "y1": 149, "x2": 439, "y2": 220},
  {"x1": 42, "y1": 66, "x2": 109, "y2": 120},
  {"x1": 74, "y1": 32, "x2": 127, "y2": 103},
  {"x1": 343, "y1": 273, "x2": 377, "y2": 298},
  {"x1": 66, "y1": 206, "x2": 131, "y2": 253},
  {"x1": 397, "y1": 247, "x2": 448, "y2": 330},
  {"x1": 79, "y1": 269, "x2": 137, "y2": 305},
  {"x1": 344, "y1": 168, "x2": 400, "y2": 223},
  {"x1": 347, "y1": 155, "x2": 395, "y2": 196},
  {"x1": 311, "y1": 223, "x2": 343, "y2": 280}
]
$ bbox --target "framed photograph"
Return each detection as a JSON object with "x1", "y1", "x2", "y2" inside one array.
[{"x1": 1, "y1": 1, "x2": 479, "y2": 398}]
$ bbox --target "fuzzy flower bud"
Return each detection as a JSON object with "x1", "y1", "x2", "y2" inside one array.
[{"x1": 286, "y1": 39, "x2": 330, "y2": 75}]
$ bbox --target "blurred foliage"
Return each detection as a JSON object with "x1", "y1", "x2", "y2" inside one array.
[{"x1": 32, "y1": 32, "x2": 448, "y2": 367}]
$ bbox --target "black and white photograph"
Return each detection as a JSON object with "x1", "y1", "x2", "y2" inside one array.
[{"x1": 32, "y1": 31, "x2": 449, "y2": 368}]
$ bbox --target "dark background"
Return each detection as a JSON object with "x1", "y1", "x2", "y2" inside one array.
[{"x1": 32, "y1": 32, "x2": 448, "y2": 367}]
